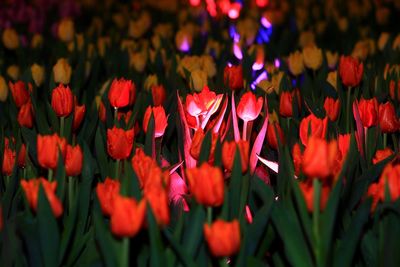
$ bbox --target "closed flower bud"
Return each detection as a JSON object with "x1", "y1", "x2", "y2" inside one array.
[
  {"x1": 326, "y1": 51, "x2": 339, "y2": 69},
  {"x1": 222, "y1": 140, "x2": 250, "y2": 173},
  {"x1": 96, "y1": 178, "x2": 121, "y2": 216},
  {"x1": 224, "y1": 65, "x2": 243, "y2": 91},
  {"x1": 0, "y1": 76, "x2": 8, "y2": 102},
  {"x1": 18, "y1": 100, "x2": 34, "y2": 128},
  {"x1": 37, "y1": 134, "x2": 67, "y2": 170},
  {"x1": 236, "y1": 92, "x2": 263, "y2": 122},
  {"x1": 8, "y1": 81, "x2": 31, "y2": 108},
  {"x1": 31, "y1": 64, "x2": 45, "y2": 87},
  {"x1": 7, "y1": 65, "x2": 20, "y2": 81},
  {"x1": 20, "y1": 178, "x2": 63, "y2": 217},
  {"x1": 190, "y1": 69, "x2": 208, "y2": 92},
  {"x1": 53, "y1": 58, "x2": 72, "y2": 85},
  {"x1": 108, "y1": 78, "x2": 136, "y2": 109},
  {"x1": 339, "y1": 56, "x2": 363, "y2": 88},
  {"x1": 378, "y1": 102, "x2": 399, "y2": 133},
  {"x1": 31, "y1": 34, "x2": 43, "y2": 49},
  {"x1": 358, "y1": 97, "x2": 378, "y2": 128},
  {"x1": 2, "y1": 138, "x2": 16, "y2": 176},
  {"x1": 323, "y1": 97, "x2": 340, "y2": 121},
  {"x1": 64, "y1": 145, "x2": 83, "y2": 176},
  {"x1": 326, "y1": 71, "x2": 338, "y2": 90},
  {"x1": 288, "y1": 51, "x2": 304, "y2": 76},
  {"x1": 299, "y1": 113, "x2": 328, "y2": 145},
  {"x1": 72, "y1": 103, "x2": 86, "y2": 131},
  {"x1": 186, "y1": 162, "x2": 224, "y2": 207},
  {"x1": 131, "y1": 148, "x2": 157, "y2": 188},
  {"x1": 203, "y1": 219, "x2": 241, "y2": 257},
  {"x1": 279, "y1": 90, "x2": 301, "y2": 117},
  {"x1": 302, "y1": 45, "x2": 323, "y2": 70},
  {"x1": 151, "y1": 85, "x2": 166, "y2": 106},
  {"x1": 51, "y1": 84, "x2": 74, "y2": 117},
  {"x1": 2, "y1": 28, "x2": 19, "y2": 50},
  {"x1": 143, "y1": 106, "x2": 168, "y2": 138},
  {"x1": 58, "y1": 18, "x2": 75, "y2": 42},
  {"x1": 18, "y1": 144, "x2": 26, "y2": 168},
  {"x1": 107, "y1": 127, "x2": 134, "y2": 160},
  {"x1": 110, "y1": 194, "x2": 146, "y2": 237},
  {"x1": 130, "y1": 51, "x2": 147, "y2": 73}
]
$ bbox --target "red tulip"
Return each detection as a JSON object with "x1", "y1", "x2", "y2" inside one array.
[
  {"x1": 108, "y1": 78, "x2": 135, "y2": 108},
  {"x1": 358, "y1": 97, "x2": 378, "y2": 128},
  {"x1": 106, "y1": 126, "x2": 134, "y2": 160},
  {"x1": 51, "y1": 84, "x2": 74, "y2": 117},
  {"x1": 372, "y1": 148, "x2": 394, "y2": 164},
  {"x1": 279, "y1": 89, "x2": 301, "y2": 117},
  {"x1": 37, "y1": 134, "x2": 67, "y2": 169},
  {"x1": 236, "y1": 92, "x2": 263, "y2": 122},
  {"x1": 17, "y1": 100, "x2": 34, "y2": 128},
  {"x1": 72, "y1": 103, "x2": 86, "y2": 131},
  {"x1": 338, "y1": 133, "x2": 351, "y2": 159},
  {"x1": 96, "y1": 177, "x2": 121, "y2": 216},
  {"x1": 203, "y1": 219, "x2": 241, "y2": 257},
  {"x1": 190, "y1": 128, "x2": 218, "y2": 162},
  {"x1": 224, "y1": 64, "x2": 243, "y2": 91},
  {"x1": 8, "y1": 81, "x2": 31, "y2": 108},
  {"x1": 20, "y1": 178, "x2": 63, "y2": 217},
  {"x1": 17, "y1": 143, "x2": 27, "y2": 168},
  {"x1": 292, "y1": 143, "x2": 302, "y2": 176},
  {"x1": 323, "y1": 97, "x2": 340, "y2": 121},
  {"x1": 64, "y1": 144, "x2": 83, "y2": 176},
  {"x1": 144, "y1": 187, "x2": 170, "y2": 226},
  {"x1": 378, "y1": 102, "x2": 399, "y2": 133},
  {"x1": 151, "y1": 84, "x2": 166, "y2": 106},
  {"x1": 2, "y1": 138, "x2": 16, "y2": 176},
  {"x1": 131, "y1": 148, "x2": 157, "y2": 188},
  {"x1": 185, "y1": 86, "x2": 218, "y2": 117},
  {"x1": 221, "y1": 140, "x2": 249, "y2": 173},
  {"x1": 339, "y1": 56, "x2": 363, "y2": 88},
  {"x1": 299, "y1": 113, "x2": 328, "y2": 145},
  {"x1": 143, "y1": 106, "x2": 168, "y2": 138},
  {"x1": 267, "y1": 122, "x2": 285, "y2": 149},
  {"x1": 299, "y1": 181, "x2": 330, "y2": 212},
  {"x1": 389, "y1": 80, "x2": 400, "y2": 102}
]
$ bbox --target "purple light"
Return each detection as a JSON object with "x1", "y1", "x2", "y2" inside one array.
[
  {"x1": 261, "y1": 17, "x2": 272, "y2": 28},
  {"x1": 250, "y1": 70, "x2": 268, "y2": 90},
  {"x1": 179, "y1": 37, "x2": 190, "y2": 52},
  {"x1": 227, "y1": 62, "x2": 232, "y2": 67},
  {"x1": 274, "y1": 58, "x2": 280, "y2": 68},
  {"x1": 252, "y1": 61, "x2": 264, "y2": 71},
  {"x1": 233, "y1": 43, "x2": 243, "y2": 60}
]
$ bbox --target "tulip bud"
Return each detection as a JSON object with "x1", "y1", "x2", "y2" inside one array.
[
  {"x1": 143, "y1": 106, "x2": 168, "y2": 138},
  {"x1": 30, "y1": 64, "x2": 45, "y2": 87},
  {"x1": 2, "y1": 28, "x2": 19, "y2": 50},
  {"x1": 236, "y1": 92, "x2": 263, "y2": 122},
  {"x1": 65, "y1": 145, "x2": 83, "y2": 176},
  {"x1": 72, "y1": 104, "x2": 86, "y2": 131},
  {"x1": 18, "y1": 100, "x2": 34, "y2": 128},
  {"x1": 203, "y1": 219, "x2": 241, "y2": 257},
  {"x1": 221, "y1": 140, "x2": 250, "y2": 173},
  {"x1": 8, "y1": 81, "x2": 31, "y2": 108},
  {"x1": 31, "y1": 34, "x2": 43, "y2": 49},
  {"x1": 37, "y1": 134, "x2": 67, "y2": 170},
  {"x1": 53, "y1": 58, "x2": 72, "y2": 84},
  {"x1": 7, "y1": 65, "x2": 20, "y2": 81},
  {"x1": 339, "y1": 56, "x2": 363, "y2": 88},
  {"x1": 144, "y1": 187, "x2": 170, "y2": 226},
  {"x1": 302, "y1": 45, "x2": 323, "y2": 70},
  {"x1": 58, "y1": 18, "x2": 75, "y2": 42},
  {"x1": 224, "y1": 65, "x2": 243, "y2": 91},
  {"x1": 190, "y1": 69, "x2": 208, "y2": 92},
  {"x1": 96, "y1": 178, "x2": 121, "y2": 216},
  {"x1": 2, "y1": 138, "x2": 16, "y2": 176},
  {"x1": 358, "y1": 97, "x2": 378, "y2": 128},
  {"x1": 108, "y1": 78, "x2": 136, "y2": 108},
  {"x1": 325, "y1": 51, "x2": 339, "y2": 69},
  {"x1": 299, "y1": 113, "x2": 328, "y2": 145},
  {"x1": 151, "y1": 84, "x2": 166, "y2": 106},
  {"x1": 288, "y1": 51, "x2": 304, "y2": 76},
  {"x1": 107, "y1": 127, "x2": 134, "y2": 160},
  {"x1": 323, "y1": 97, "x2": 340, "y2": 121},
  {"x1": 0, "y1": 76, "x2": 8, "y2": 102},
  {"x1": 51, "y1": 84, "x2": 74, "y2": 117}
]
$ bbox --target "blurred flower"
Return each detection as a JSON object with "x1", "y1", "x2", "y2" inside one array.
[
  {"x1": 130, "y1": 50, "x2": 148, "y2": 73},
  {"x1": 7, "y1": 65, "x2": 20, "y2": 81},
  {"x1": 358, "y1": 97, "x2": 378, "y2": 128},
  {"x1": 203, "y1": 219, "x2": 241, "y2": 257},
  {"x1": 31, "y1": 64, "x2": 45, "y2": 87},
  {"x1": 96, "y1": 178, "x2": 120, "y2": 216},
  {"x1": 378, "y1": 32, "x2": 390, "y2": 51},
  {"x1": 190, "y1": 69, "x2": 208, "y2": 92},
  {"x1": 2, "y1": 28, "x2": 19, "y2": 50},
  {"x1": 222, "y1": 140, "x2": 249, "y2": 173},
  {"x1": 108, "y1": 78, "x2": 136, "y2": 109},
  {"x1": 20, "y1": 178, "x2": 63, "y2": 217},
  {"x1": 236, "y1": 92, "x2": 263, "y2": 122},
  {"x1": 110, "y1": 194, "x2": 146, "y2": 237},
  {"x1": 17, "y1": 144, "x2": 26, "y2": 168},
  {"x1": 326, "y1": 51, "x2": 339, "y2": 69},
  {"x1": 378, "y1": 102, "x2": 399, "y2": 133},
  {"x1": 2, "y1": 138, "x2": 16, "y2": 176},
  {"x1": 31, "y1": 34, "x2": 43, "y2": 49},
  {"x1": 37, "y1": 134, "x2": 67, "y2": 170},
  {"x1": 151, "y1": 85, "x2": 166, "y2": 106},
  {"x1": 224, "y1": 65, "x2": 243, "y2": 91},
  {"x1": 144, "y1": 75, "x2": 158, "y2": 91},
  {"x1": 0, "y1": 76, "x2": 8, "y2": 102},
  {"x1": 58, "y1": 18, "x2": 75, "y2": 42},
  {"x1": 338, "y1": 133, "x2": 351, "y2": 160},
  {"x1": 131, "y1": 148, "x2": 157, "y2": 188},
  {"x1": 339, "y1": 56, "x2": 363, "y2": 88},
  {"x1": 190, "y1": 128, "x2": 218, "y2": 162},
  {"x1": 8, "y1": 81, "x2": 31, "y2": 108},
  {"x1": 299, "y1": 113, "x2": 328, "y2": 145},
  {"x1": 51, "y1": 84, "x2": 74, "y2": 117},
  {"x1": 144, "y1": 187, "x2": 170, "y2": 226},
  {"x1": 326, "y1": 71, "x2": 338, "y2": 90},
  {"x1": 72, "y1": 103, "x2": 86, "y2": 131},
  {"x1": 186, "y1": 162, "x2": 224, "y2": 207},
  {"x1": 288, "y1": 51, "x2": 304, "y2": 76},
  {"x1": 299, "y1": 31, "x2": 315, "y2": 48},
  {"x1": 299, "y1": 181, "x2": 330, "y2": 212},
  {"x1": 175, "y1": 29, "x2": 193, "y2": 52},
  {"x1": 18, "y1": 100, "x2": 34, "y2": 128},
  {"x1": 65, "y1": 145, "x2": 83, "y2": 176},
  {"x1": 279, "y1": 89, "x2": 301, "y2": 117},
  {"x1": 302, "y1": 45, "x2": 323, "y2": 70},
  {"x1": 372, "y1": 148, "x2": 394, "y2": 165},
  {"x1": 107, "y1": 127, "x2": 134, "y2": 160},
  {"x1": 267, "y1": 121, "x2": 285, "y2": 150},
  {"x1": 143, "y1": 106, "x2": 168, "y2": 138},
  {"x1": 53, "y1": 58, "x2": 72, "y2": 85},
  {"x1": 324, "y1": 97, "x2": 340, "y2": 121}
]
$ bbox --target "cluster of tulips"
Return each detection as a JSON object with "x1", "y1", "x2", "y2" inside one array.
[{"x1": 1, "y1": 0, "x2": 400, "y2": 266}]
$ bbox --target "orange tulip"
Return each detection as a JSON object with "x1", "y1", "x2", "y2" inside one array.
[
  {"x1": 106, "y1": 126, "x2": 134, "y2": 160},
  {"x1": 143, "y1": 106, "x2": 168, "y2": 138},
  {"x1": 236, "y1": 92, "x2": 263, "y2": 122},
  {"x1": 96, "y1": 177, "x2": 121, "y2": 216},
  {"x1": 51, "y1": 84, "x2": 74, "y2": 117},
  {"x1": 221, "y1": 140, "x2": 249, "y2": 173},
  {"x1": 110, "y1": 194, "x2": 145, "y2": 237},
  {"x1": 323, "y1": 97, "x2": 340, "y2": 121},
  {"x1": 20, "y1": 178, "x2": 63, "y2": 217},
  {"x1": 186, "y1": 162, "x2": 224, "y2": 207},
  {"x1": 64, "y1": 144, "x2": 83, "y2": 176},
  {"x1": 108, "y1": 78, "x2": 136, "y2": 108},
  {"x1": 203, "y1": 219, "x2": 241, "y2": 257},
  {"x1": 37, "y1": 134, "x2": 67, "y2": 169},
  {"x1": 299, "y1": 113, "x2": 328, "y2": 145}
]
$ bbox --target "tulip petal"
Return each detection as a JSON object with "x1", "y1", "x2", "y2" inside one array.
[
  {"x1": 231, "y1": 92, "x2": 240, "y2": 142},
  {"x1": 213, "y1": 95, "x2": 229, "y2": 134},
  {"x1": 257, "y1": 154, "x2": 279, "y2": 173},
  {"x1": 249, "y1": 96, "x2": 269, "y2": 174},
  {"x1": 352, "y1": 100, "x2": 364, "y2": 157},
  {"x1": 201, "y1": 94, "x2": 224, "y2": 129},
  {"x1": 177, "y1": 91, "x2": 197, "y2": 168},
  {"x1": 168, "y1": 160, "x2": 184, "y2": 175}
]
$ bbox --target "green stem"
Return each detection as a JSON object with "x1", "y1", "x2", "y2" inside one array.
[
  {"x1": 346, "y1": 87, "x2": 351, "y2": 133},
  {"x1": 60, "y1": 116, "x2": 65, "y2": 138},
  {"x1": 114, "y1": 107, "x2": 118, "y2": 125},
  {"x1": 68, "y1": 176, "x2": 74, "y2": 214},
  {"x1": 383, "y1": 133, "x2": 387, "y2": 148},
  {"x1": 313, "y1": 179, "x2": 321, "y2": 267},
  {"x1": 115, "y1": 159, "x2": 120, "y2": 179},
  {"x1": 207, "y1": 207, "x2": 212, "y2": 225},
  {"x1": 219, "y1": 257, "x2": 229, "y2": 267},
  {"x1": 48, "y1": 169, "x2": 54, "y2": 182},
  {"x1": 121, "y1": 237, "x2": 130, "y2": 267}
]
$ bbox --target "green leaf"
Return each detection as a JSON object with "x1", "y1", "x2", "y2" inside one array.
[
  {"x1": 147, "y1": 203, "x2": 165, "y2": 267},
  {"x1": 37, "y1": 185, "x2": 60, "y2": 267},
  {"x1": 182, "y1": 205, "x2": 206, "y2": 258},
  {"x1": 198, "y1": 130, "x2": 212, "y2": 164},
  {"x1": 163, "y1": 229, "x2": 197, "y2": 267},
  {"x1": 144, "y1": 112, "x2": 155, "y2": 157},
  {"x1": 229, "y1": 147, "x2": 243, "y2": 220},
  {"x1": 95, "y1": 125, "x2": 109, "y2": 180}
]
